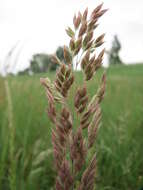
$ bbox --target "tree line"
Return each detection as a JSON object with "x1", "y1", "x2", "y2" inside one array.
[{"x1": 19, "y1": 35, "x2": 123, "y2": 75}]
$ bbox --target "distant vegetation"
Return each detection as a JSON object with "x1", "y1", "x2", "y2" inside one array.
[
  {"x1": 108, "y1": 35, "x2": 123, "y2": 66},
  {"x1": 18, "y1": 35, "x2": 123, "y2": 76},
  {"x1": 19, "y1": 46, "x2": 65, "y2": 75}
]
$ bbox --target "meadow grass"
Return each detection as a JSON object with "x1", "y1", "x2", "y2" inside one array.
[{"x1": 0, "y1": 64, "x2": 143, "y2": 189}]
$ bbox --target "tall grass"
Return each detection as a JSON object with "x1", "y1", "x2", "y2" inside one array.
[
  {"x1": 0, "y1": 64, "x2": 143, "y2": 189},
  {"x1": 4, "y1": 79, "x2": 17, "y2": 190}
]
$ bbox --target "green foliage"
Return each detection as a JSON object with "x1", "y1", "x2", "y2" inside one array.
[
  {"x1": 108, "y1": 35, "x2": 123, "y2": 66},
  {"x1": 30, "y1": 53, "x2": 57, "y2": 73},
  {"x1": 56, "y1": 46, "x2": 64, "y2": 62},
  {"x1": 29, "y1": 46, "x2": 67, "y2": 74},
  {"x1": 0, "y1": 64, "x2": 143, "y2": 189},
  {"x1": 18, "y1": 46, "x2": 72, "y2": 75}
]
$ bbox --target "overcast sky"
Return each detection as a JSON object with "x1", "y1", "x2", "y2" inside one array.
[{"x1": 0, "y1": 0, "x2": 143, "y2": 73}]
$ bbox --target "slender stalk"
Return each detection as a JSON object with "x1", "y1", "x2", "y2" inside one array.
[{"x1": 4, "y1": 79, "x2": 16, "y2": 190}]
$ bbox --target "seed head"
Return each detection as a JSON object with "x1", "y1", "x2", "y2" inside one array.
[
  {"x1": 78, "y1": 21, "x2": 87, "y2": 37},
  {"x1": 63, "y1": 45, "x2": 72, "y2": 65},
  {"x1": 73, "y1": 12, "x2": 81, "y2": 29},
  {"x1": 82, "y1": 7, "x2": 88, "y2": 21}
]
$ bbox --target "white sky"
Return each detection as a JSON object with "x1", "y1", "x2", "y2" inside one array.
[{"x1": 0, "y1": 0, "x2": 143, "y2": 74}]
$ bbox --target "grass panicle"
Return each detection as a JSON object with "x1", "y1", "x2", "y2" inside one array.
[{"x1": 41, "y1": 3, "x2": 107, "y2": 190}]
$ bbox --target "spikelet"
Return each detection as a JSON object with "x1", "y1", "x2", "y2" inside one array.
[
  {"x1": 73, "y1": 37, "x2": 82, "y2": 56},
  {"x1": 80, "y1": 47, "x2": 105, "y2": 81},
  {"x1": 56, "y1": 160, "x2": 73, "y2": 190},
  {"x1": 87, "y1": 20, "x2": 98, "y2": 32},
  {"x1": 69, "y1": 38, "x2": 75, "y2": 51},
  {"x1": 63, "y1": 45, "x2": 72, "y2": 65},
  {"x1": 59, "y1": 107, "x2": 73, "y2": 134},
  {"x1": 70, "y1": 129, "x2": 87, "y2": 174},
  {"x1": 81, "y1": 50, "x2": 90, "y2": 70},
  {"x1": 66, "y1": 27, "x2": 75, "y2": 38},
  {"x1": 55, "y1": 64, "x2": 74, "y2": 97},
  {"x1": 82, "y1": 31, "x2": 93, "y2": 48},
  {"x1": 52, "y1": 106, "x2": 73, "y2": 171},
  {"x1": 80, "y1": 102, "x2": 98, "y2": 130},
  {"x1": 78, "y1": 21, "x2": 87, "y2": 37},
  {"x1": 88, "y1": 103, "x2": 101, "y2": 148},
  {"x1": 52, "y1": 129, "x2": 65, "y2": 170},
  {"x1": 78, "y1": 154, "x2": 97, "y2": 190},
  {"x1": 73, "y1": 12, "x2": 82, "y2": 30},
  {"x1": 93, "y1": 33, "x2": 106, "y2": 49},
  {"x1": 97, "y1": 72, "x2": 106, "y2": 103},
  {"x1": 74, "y1": 85, "x2": 88, "y2": 114},
  {"x1": 82, "y1": 7, "x2": 88, "y2": 21},
  {"x1": 91, "y1": 3, "x2": 104, "y2": 17},
  {"x1": 40, "y1": 78, "x2": 56, "y2": 123},
  {"x1": 40, "y1": 77, "x2": 64, "y2": 104}
]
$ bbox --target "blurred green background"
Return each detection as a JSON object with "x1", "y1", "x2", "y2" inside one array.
[{"x1": 0, "y1": 64, "x2": 143, "y2": 190}]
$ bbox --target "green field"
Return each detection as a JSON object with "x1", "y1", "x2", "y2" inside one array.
[{"x1": 0, "y1": 64, "x2": 143, "y2": 190}]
